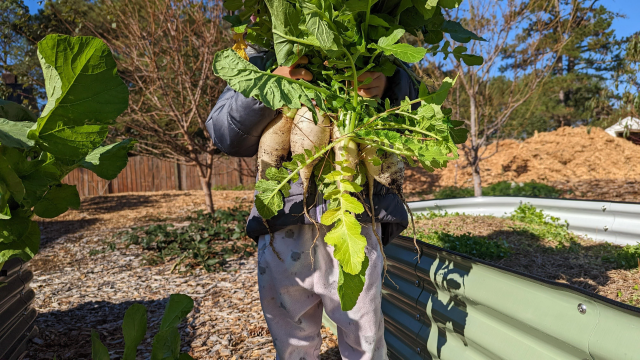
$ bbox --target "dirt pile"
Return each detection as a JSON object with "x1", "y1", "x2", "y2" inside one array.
[{"x1": 405, "y1": 126, "x2": 640, "y2": 201}]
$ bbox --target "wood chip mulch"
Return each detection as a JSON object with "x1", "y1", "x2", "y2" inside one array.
[{"x1": 25, "y1": 191, "x2": 341, "y2": 360}]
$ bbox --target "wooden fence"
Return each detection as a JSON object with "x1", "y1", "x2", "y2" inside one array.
[{"x1": 63, "y1": 156, "x2": 257, "y2": 197}]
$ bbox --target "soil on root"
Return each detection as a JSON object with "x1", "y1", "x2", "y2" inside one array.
[{"x1": 411, "y1": 215, "x2": 640, "y2": 307}]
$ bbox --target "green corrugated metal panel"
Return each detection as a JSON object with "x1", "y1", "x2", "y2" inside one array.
[{"x1": 382, "y1": 236, "x2": 640, "y2": 359}]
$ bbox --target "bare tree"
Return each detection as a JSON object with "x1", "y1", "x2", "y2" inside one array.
[
  {"x1": 93, "y1": 0, "x2": 232, "y2": 212},
  {"x1": 442, "y1": 0, "x2": 587, "y2": 196}
]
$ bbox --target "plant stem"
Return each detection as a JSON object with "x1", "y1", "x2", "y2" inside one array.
[
  {"x1": 262, "y1": 142, "x2": 338, "y2": 205},
  {"x1": 343, "y1": 50, "x2": 359, "y2": 108},
  {"x1": 351, "y1": 138, "x2": 413, "y2": 157},
  {"x1": 272, "y1": 30, "x2": 318, "y2": 47},
  {"x1": 371, "y1": 125, "x2": 442, "y2": 140}
]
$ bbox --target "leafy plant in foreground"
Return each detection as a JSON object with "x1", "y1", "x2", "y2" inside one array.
[
  {"x1": 113, "y1": 209, "x2": 254, "y2": 272},
  {"x1": 215, "y1": 0, "x2": 484, "y2": 310},
  {"x1": 0, "y1": 34, "x2": 134, "y2": 269},
  {"x1": 92, "y1": 294, "x2": 194, "y2": 360}
]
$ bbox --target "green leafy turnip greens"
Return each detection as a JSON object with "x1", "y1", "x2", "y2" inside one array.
[
  {"x1": 0, "y1": 35, "x2": 134, "y2": 269},
  {"x1": 214, "y1": 0, "x2": 484, "y2": 310}
]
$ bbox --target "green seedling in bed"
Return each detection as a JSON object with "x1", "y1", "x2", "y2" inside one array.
[
  {"x1": 113, "y1": 209, "x2": 254, "y2": 272},
  {"x1": 215, "y1": 0, "x2": 484, "y2": 310},
  {"x1": 92, "y1": 294, "x2": 195, "y2": 360},
  {"x1": 418, "y1": 231, "x2": 510, "y2": 261},
  {"x1": 0, "y1": 35, "x2": 134, "y2": 269}
]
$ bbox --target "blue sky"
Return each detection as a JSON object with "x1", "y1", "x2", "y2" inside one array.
[{"x1": 23, "y1": 0, "x2": 640, "y2": 37}]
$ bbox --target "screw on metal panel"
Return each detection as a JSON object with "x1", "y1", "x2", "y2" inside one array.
[
  {"x1": 416, "y1": 347, "x2": 421, "y2": 354},
  {"x1": 601, "y1": 205, "x2": 607, "y2": 212},
  {"x1": 414, "y1": 280, "x2": 420, "y2": 287},
  {"x1": 577, "y1": 303, "x2": 587, "y2": 314},
  {"x1": 415, "y1": 314, "x2": 420, "y2": 321},
  {"x1": 603, "y1": 225, "x2": 609, "y2": 232}
]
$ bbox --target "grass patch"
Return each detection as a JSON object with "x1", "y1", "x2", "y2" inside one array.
[
  {"x1": 602, "y1": 243, "x2": 640, "y2": 270},
  {"x1": 434, "y1": 181, "x2": 560, "y2": 199},
  {"x1": 110, "y1": 208, "x2": 254, "y2": 272},
  {"x1": 507, "y1": 203, "x2": 580, "y2": 249},
  {"x1": 419, "y1": 231, "x2": 510, "y2": 261}
]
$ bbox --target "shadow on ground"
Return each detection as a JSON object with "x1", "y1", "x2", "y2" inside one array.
[
  {"x1": 77, "y1": 194, "x2": 162, "y2": 215},
  {"x1": 28, "y1": 297, "x2": 178, "y2": 360}
]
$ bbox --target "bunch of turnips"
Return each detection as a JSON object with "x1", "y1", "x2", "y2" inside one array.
[{"x1": 213, "y1": 0, "x2": 484, "y2": 309}]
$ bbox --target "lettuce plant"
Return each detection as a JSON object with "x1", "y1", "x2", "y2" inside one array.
[
  {"x1": 91, "y1": 294, "x2": 195, "y2": 360},
  {"x1": 0, "y1": 34, "x2": 134, "y2": 268}
]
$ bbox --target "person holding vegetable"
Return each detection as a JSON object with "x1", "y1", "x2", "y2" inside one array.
[{"x1": 206, "y1": 43, "x2": 417, "y2": 359}]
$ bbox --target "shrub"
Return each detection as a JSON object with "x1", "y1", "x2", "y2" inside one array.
[
  {"x1": 433, "y1": 181, "x2": 560, "y2": 199},
  {"x1": 419, "y1": 231, "x2": 510, "y2": 261},
  {"x1": 602, "y1": 243, "x2": 640, "y2": 270},
  {"x1": 508, "y1": 203, "x2": 579, "y2": 249},
  {"x1": 433, "y1": 186, "x2": 475, "y2": 199}
]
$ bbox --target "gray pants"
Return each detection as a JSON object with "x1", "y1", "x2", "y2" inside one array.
[{"x1": 257, "y1": 224, "x2": 388, "y2": 360}]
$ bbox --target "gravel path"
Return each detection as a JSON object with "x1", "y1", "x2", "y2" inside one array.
[{"x1": 25, "y1": 191, "x2": 341, "y2": 359}]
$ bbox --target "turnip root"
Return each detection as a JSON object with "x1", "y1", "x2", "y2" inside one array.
[
  {"x1": 290, "y1": 106, "x2": 331, "y2": 220},
  {"x1": 257, "y1": 113, "x2": 293, "y2": 181},
  {"x1": 374, "y1": 151, "x2": 405, "y2": 194},
  {"x1": 359, "y1": 144, "x2": 389, "y2": 278},
  {"x1": 332, "y1": 127, "x2": 359, "y2": 184},
  {"x1": 361, "y1": 145, "x2": 420, "y2": 261}
]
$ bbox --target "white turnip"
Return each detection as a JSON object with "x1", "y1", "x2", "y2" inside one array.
[
  {"x1": 332, "y1": 127, "x2": 359, "y2": 184},
  {"x1": 257, "y1": 113, "x2": 293, "y2": 181},
  {"x1": 290, "y1": 106, "x2": 331, "y2": 220}
]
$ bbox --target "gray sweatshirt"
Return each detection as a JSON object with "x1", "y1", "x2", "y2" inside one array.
[{"x1": 206, "y1": 46, "x2": 418, "y2": 245}]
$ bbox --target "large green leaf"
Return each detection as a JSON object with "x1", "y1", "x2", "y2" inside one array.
[
  {"x1": 213, "y1": 49, "x2": 323, "y2": 112},
  {"x1": 338, "y1": 255, "x2": 369, "y2": 311},
  {"x1": 0, "y1": 100, "x2": 37, "y2": 123},
  {"x1": 31, "y1": 34, "x2": 129, "y2": 149},
  {"x1": 0, "y1": 154, "x2": 25, "y2": 203},
  {"x1": 0, "y1": 182, "x2": 10, "y2": 220},
  {"x1": 300, "y1": 1, "x2": 340, "y2": 51},
  {"x1": 438, "y1": 0, "x2": 462, "y2": 8},
  {"x1": 0, "y1": 119, "x2": 35, "y2": 149},
  {"x1": 160, "y1": 294, "x2": 194, "y2": 331},
  {"x1": 20, "y1": 162, "x2": 61, "y2": 210},
  {"x1": 122, "y1": 303, "x2": 148, "y2": 360},
  {"x1": 33, "y1": 184, "x2": 81, "y2": 219},
  {"x1": 91, "y1": 330, "x2": 111, "y2": 360},
  {"x1": 266, "y1": 0, "x2": 308, "y2": 66},
  {"x1": 79, "y1": 139, "x2": 136, "y2": 180},
  {"x1": 0, "y1": 212, "x2": 40, "y2": 263},
  {"x1": 150, "y1": 328, "x2": 181, "y2": 360},
  {"x1": 441, "y1": 20, "x2": 485, "y2": 43},
  {"x1": 37, "y1": 125, "x2": 108, "y2": 160},
  {"x1": 321, "y1": 193, "x2": 367, "y2": 275},
  {"x1": 374, "y1": 29, "x2": 427, "y2": 63}
]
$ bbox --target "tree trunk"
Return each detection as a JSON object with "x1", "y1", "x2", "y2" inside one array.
[
  {"x1": 471, "y1": 153, "x2": 482, "y2": 197},
  {"x1": 196, "y1": 157, "x2": 214, "y2": 213},
  {"x1": 469, "y1": 90, "x2": 482, "y2": 197},
  {"x1": 200, "y1": 175, "x2": 214, "y2": 213}
]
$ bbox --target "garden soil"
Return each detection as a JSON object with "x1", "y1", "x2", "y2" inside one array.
[{"x1": 404, "y1": 126, "x2": 640, "y2": 202}]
